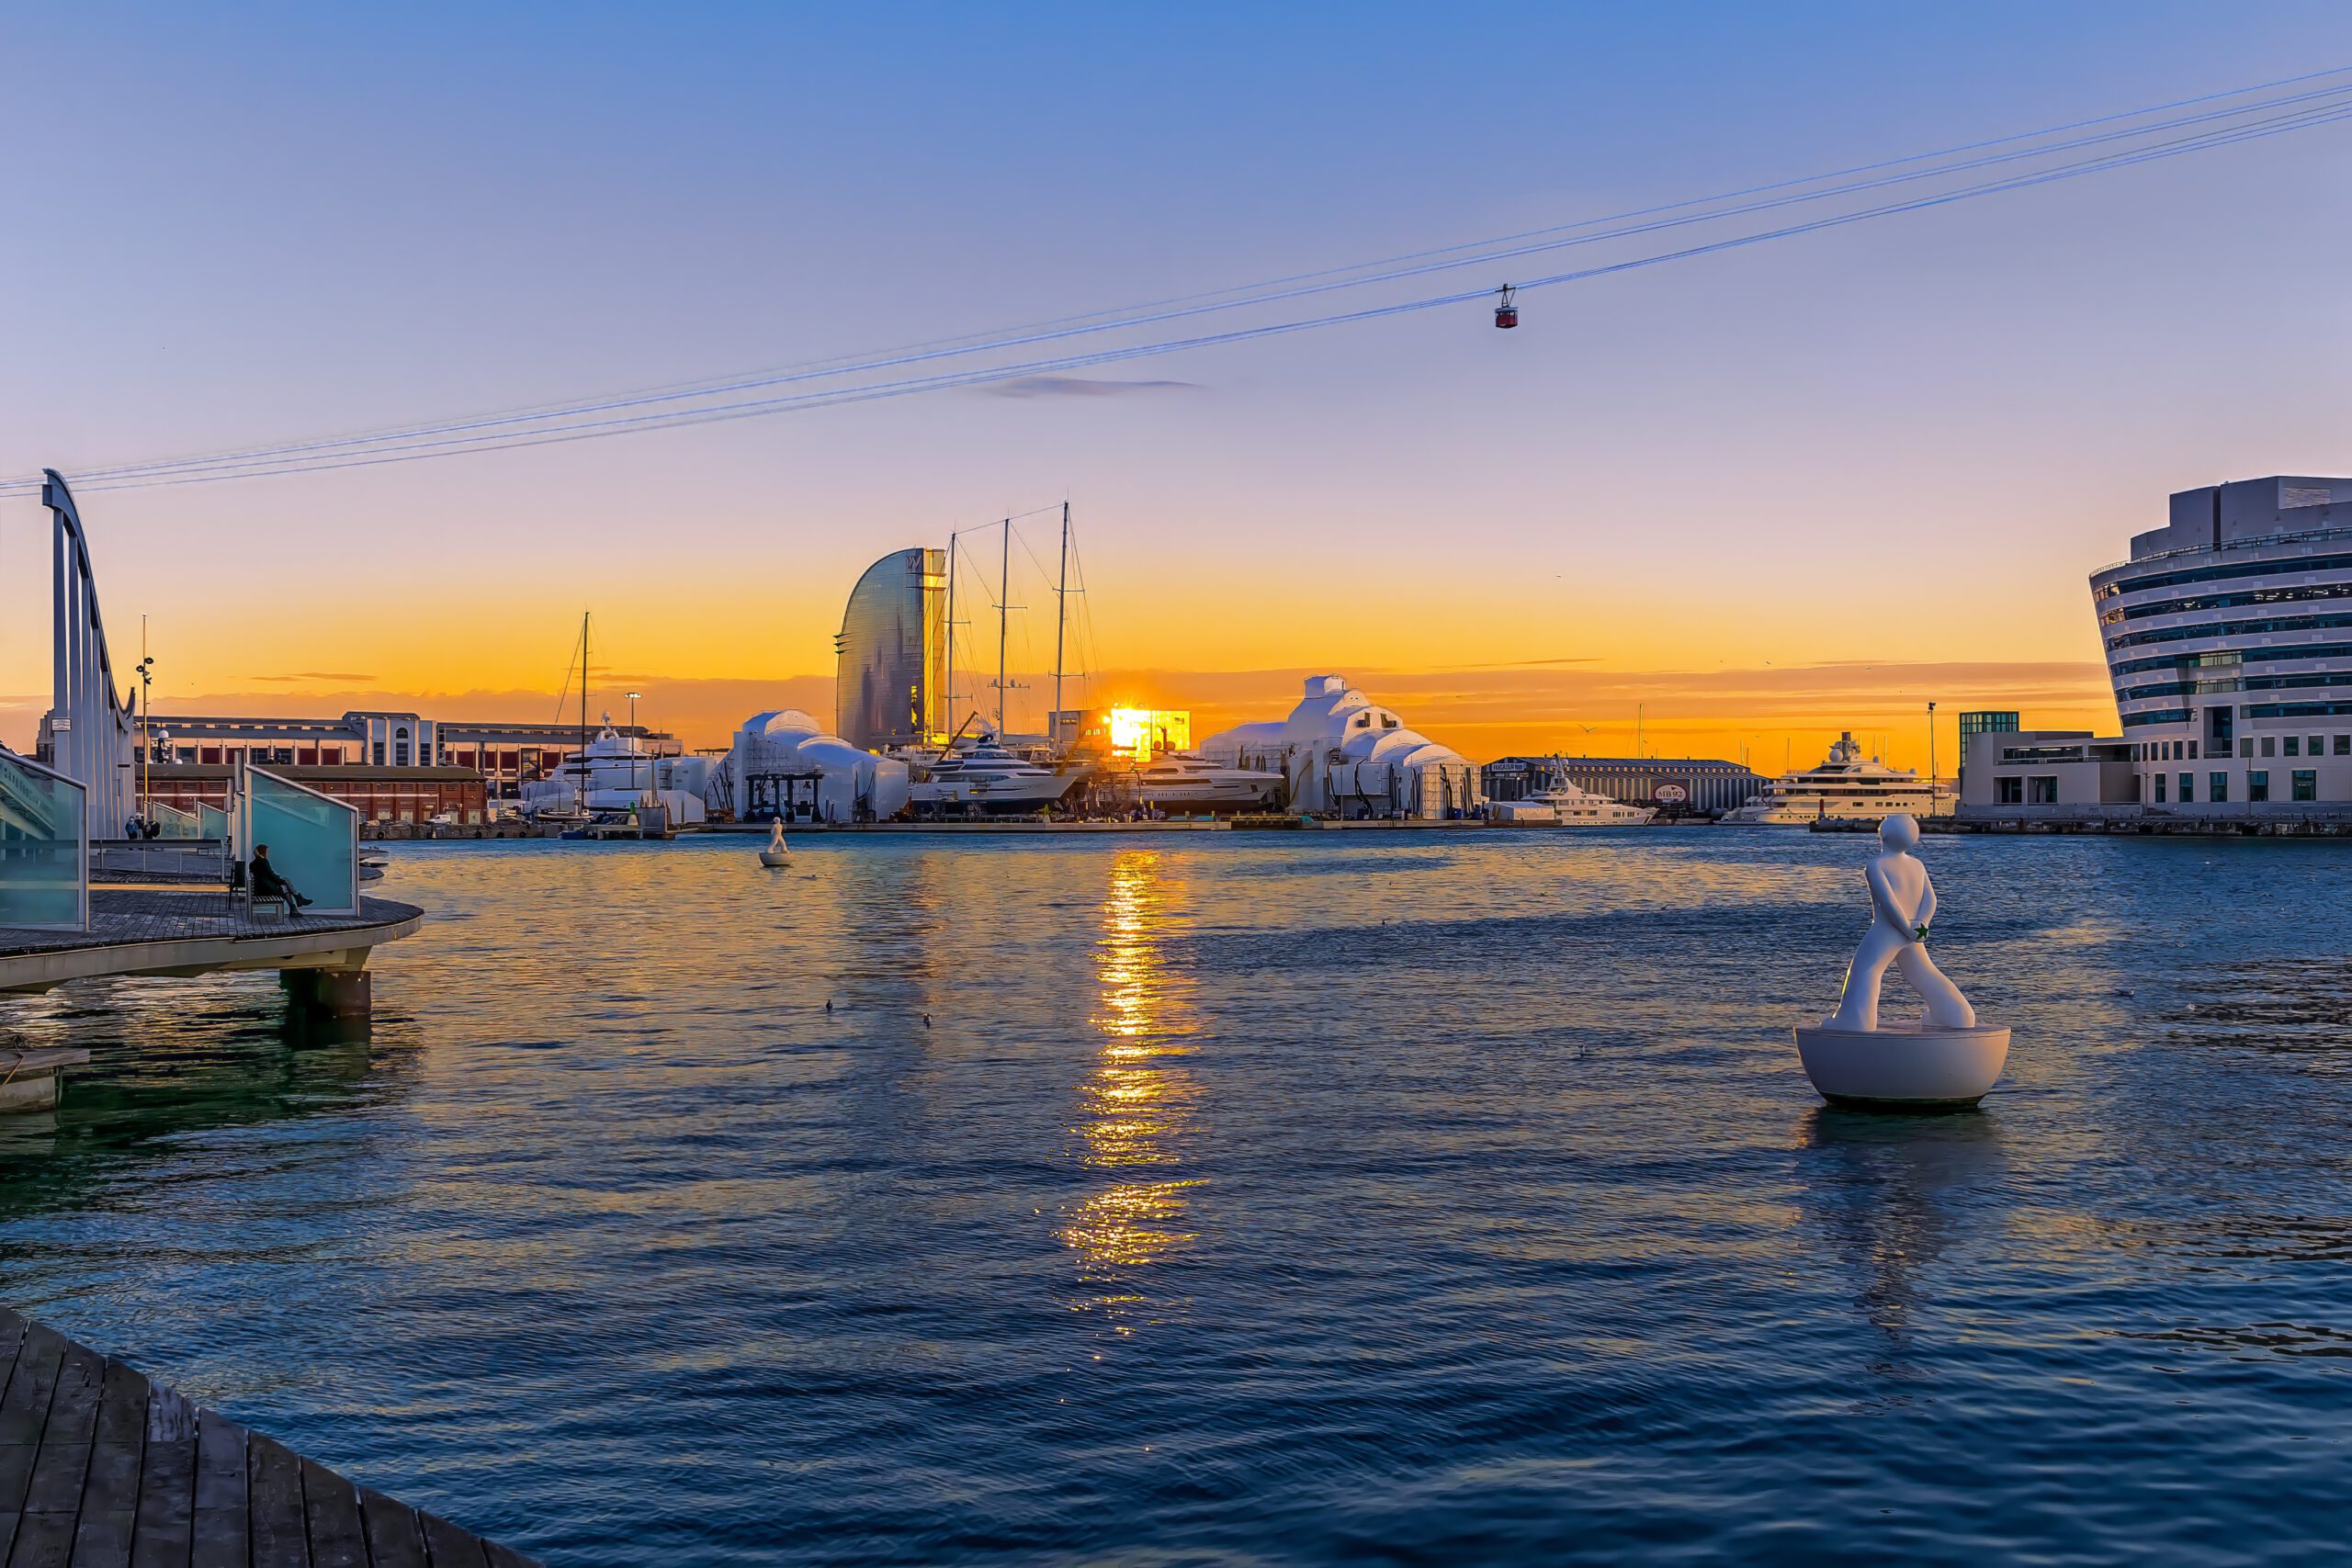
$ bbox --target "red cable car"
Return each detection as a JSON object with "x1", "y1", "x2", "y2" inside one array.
[{"x1": 1493, "y1": 284, "x2": 1519, "y2": 329}]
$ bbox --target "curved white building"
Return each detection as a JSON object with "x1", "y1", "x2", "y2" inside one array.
[
  {"x1": 2093, "y1": 476, "x2": 2352, "y2": 808},
  {"x1": 710, "y1": 710, "x2": 911, "y2": 823},
  {"x1": 1199, "y1": 675, "x2": 1482, "y2": 818}
]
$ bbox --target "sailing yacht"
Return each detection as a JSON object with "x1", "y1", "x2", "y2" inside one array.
[{"x1": 1721, "y1": 732, "x2": 1950, "y2": 825}]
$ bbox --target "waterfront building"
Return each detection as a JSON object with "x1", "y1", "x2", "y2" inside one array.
[
  {"x1": 1049, "y1": 707, "x2": 1193, "y2": 761},
  {"x1": 2092, "y1": 475, "x2": 2352, "y2": 811},
  {"x1": 1955, "y1": 729, "x2": 2136, "y2": 815},
  {"x1": 140, "y1": 763, "x2": 490, "y2": 827},
  {"x1": 835, "y1": 547, "x2": 949, "y2": 751},
  {"x1": 1955, "y1": 710, "x2": 2019, "y2": 795},
  {"x1": 1484, "y1": 755, "x2": 1763, "y2": 816},
  {"x1": 708, "y1": 710, "x2": 912, "y2": 823},
  {"x1": 79, "y1": 711, "x2": 679, "y2": 800},
  {"x1": 1199, "y1": 675, "x2": 1482, "y2": 818}
]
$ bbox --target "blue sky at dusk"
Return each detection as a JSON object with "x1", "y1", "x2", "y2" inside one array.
[{"x1": 6, "y1": 2, "x2": 2351, "y2": 762}]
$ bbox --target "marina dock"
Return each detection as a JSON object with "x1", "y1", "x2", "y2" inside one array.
[
  {"x1": 0, "y1": 1305, "x2": 535, "y2": 1567},
  {"x1": 0, "y1": 892, "x2": 421, "y2": 997}
]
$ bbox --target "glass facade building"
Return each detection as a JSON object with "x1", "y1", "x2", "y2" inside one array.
[
  {"x1": 834, "y1": 548, "x2": 948, "y2": 751},
  {"x1": 2090, "y1": 476, "x2": 2352, "y2": 807}
]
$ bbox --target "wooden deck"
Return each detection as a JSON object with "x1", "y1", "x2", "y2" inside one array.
[{"x1": 0, "y1": 1307, "x2": 536, "y2": 1567}]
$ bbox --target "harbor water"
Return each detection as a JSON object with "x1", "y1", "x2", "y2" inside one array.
[{"x1": 1, "y1": 831, "x2": 2348, "y2": 1564}]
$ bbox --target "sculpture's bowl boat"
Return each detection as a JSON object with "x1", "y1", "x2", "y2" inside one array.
[{"x1": 1791, "y1": 1024, "x2": 2010, "y2": 1109}]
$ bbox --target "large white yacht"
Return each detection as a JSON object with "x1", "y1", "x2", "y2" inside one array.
[
  {"x1": 1531, "y1": 784, "x2": 1657, "y2": 826},
  {"x1": 910, "y1": 737, "x2": 1081, "y2": 815},
  {"x1": 1132, "y1": 752, "x2": 1284, "y2": 812},
  {"x1": 1721, "y1": 732, "x2": 1950, "y2": 825}
]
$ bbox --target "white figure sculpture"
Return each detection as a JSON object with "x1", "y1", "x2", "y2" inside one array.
[
  {"x1": 1823, "y1": 813, "x2": 1974, "y2": 1032},
  {"x1": 1792, "y1": 811, "x2": 2008, "y2": 1108},
  {"x1": 758, "y1": 819, "x2": 792, "y2": 868}
]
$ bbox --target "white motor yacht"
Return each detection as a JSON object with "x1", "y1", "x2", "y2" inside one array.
[
  {"x1": 1530, "y1": 784, "x2": 1657, "y2": 826},
  {"x1": 911, "y1": 738, "x2": 1081, "y2": 815},
  {"x1": 1132, "y1": 752, "x2": 1284, "y2": 812},
  {"x1": 1721, "y1": 732, "x2": 1951, "y2": 825}
]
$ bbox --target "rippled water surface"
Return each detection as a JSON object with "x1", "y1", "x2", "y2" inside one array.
[{"x1": 4, "y1": 830, "x2": 2351, "y2": 1564}]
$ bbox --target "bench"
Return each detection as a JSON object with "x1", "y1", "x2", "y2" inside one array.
[{"x1": 226, "y1": 861, "x2": 296, "y2": 919}]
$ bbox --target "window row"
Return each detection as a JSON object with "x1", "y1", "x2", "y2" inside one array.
[{"x1": 2149, "y1": 770, "x2": 2320, "y2": 804}]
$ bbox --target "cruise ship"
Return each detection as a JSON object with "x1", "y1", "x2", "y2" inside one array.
[{"x1": 1720, "y1": 733, "x2": 1949, "y2": 825}]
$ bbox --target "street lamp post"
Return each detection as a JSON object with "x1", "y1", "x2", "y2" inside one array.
[
  {"x1": 136, "y1": 653, "x2": 155, "y2": 826},
  {"x1": 1928, "y1": 700, "x2": 1939, "y2": 815}
]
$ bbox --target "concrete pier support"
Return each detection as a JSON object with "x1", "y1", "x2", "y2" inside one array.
[
  {"x1": 280, "y1": 966, "x2": 372, "y2": 1018},
  {"x1": 0, "y1": 1049, "x2": 92, "y2": 1114}
]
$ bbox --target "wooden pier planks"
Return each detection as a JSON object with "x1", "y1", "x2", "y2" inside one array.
[{"x1": 0, "y1": 1309, "x2": 535, "y2": 1568}]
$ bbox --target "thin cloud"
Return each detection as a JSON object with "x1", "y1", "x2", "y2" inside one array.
[
  {"x1": 983, "y1": 376, "x2": 1202, "y2": 400},
  {"x1": 249, "y1": 671, "x2": 379, "y2": 683}
]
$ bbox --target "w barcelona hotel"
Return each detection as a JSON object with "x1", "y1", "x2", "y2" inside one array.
[{"x1": 2093, "y1": 474, "x2": 2352, "y2": 810}]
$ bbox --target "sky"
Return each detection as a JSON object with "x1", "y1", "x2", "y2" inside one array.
[{"x1": 6, "y1": 1, "x2": 2352, "y2": 771}]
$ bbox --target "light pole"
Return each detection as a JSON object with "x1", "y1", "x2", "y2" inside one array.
[
  {"x1": 136, "y1": 653, "x2": 155, "y2": 826},
  {"x1": 628, "y1": 691, "x2": 642, "y2": 795},
  {"x1": 1928, "y1": 700, "x2": 1939, "y2": 814}
]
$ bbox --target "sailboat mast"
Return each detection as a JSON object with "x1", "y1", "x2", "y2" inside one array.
[
  {"x1": 1053, "y1": 502, "x2": 1069, "y2": 742},
  {"x1": 944, "y1": 530, "x2": 957, "y2": 737},
  {"x1": 997, "y1": 517, "x2": 1010, "y2": 737},
  {"x1": 578, "y1": 611, "x2": 589, "y2": 814}
]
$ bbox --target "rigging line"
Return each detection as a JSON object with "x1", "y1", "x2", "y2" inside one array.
[
  {"x1": 15, "y1": 68, "x2": 2352, "y2": 491},
  {"x1": 14, "y1": 92, "x2": 2349, "y2": 499}
]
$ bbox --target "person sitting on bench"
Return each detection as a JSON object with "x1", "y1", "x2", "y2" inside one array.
[{"x1": 249, "y1": 843, "x2": 313, "y2": 910}]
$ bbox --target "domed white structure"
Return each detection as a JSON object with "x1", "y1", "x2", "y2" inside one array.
[
  {"x1": 1199, "y1": 675, "x2": 1482, "y2": 818},
  {"x1": 708, "y1": 710, "x2": 910, "y2": 824}
]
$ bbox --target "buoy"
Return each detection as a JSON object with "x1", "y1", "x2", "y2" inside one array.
[{"x1": 758, "y1": 819, "x2": 792, "y2": 867}]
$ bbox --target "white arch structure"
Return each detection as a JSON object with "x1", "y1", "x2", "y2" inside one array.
[{"x1": 43, "y1": 470, "x2": 136, "y2": 839}]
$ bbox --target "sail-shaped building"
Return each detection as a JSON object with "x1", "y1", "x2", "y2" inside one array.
[{"x1": 834, "y1": 548, "x2": 948, "y2": 751}]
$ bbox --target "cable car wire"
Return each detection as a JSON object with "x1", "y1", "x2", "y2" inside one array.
[{"x1": 6, "y1": 69, "x2": 2350, "y2": 496}]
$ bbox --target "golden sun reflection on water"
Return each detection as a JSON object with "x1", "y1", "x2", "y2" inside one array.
[{"x1": 1062, "y1": 850, "x2": 1203, "y2": 1290}]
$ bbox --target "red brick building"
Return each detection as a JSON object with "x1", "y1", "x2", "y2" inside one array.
[{"x1": 140, "y1": 765, "x2": 490, "y2": 827}]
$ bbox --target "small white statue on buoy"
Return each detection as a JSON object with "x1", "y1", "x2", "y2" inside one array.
[
  {"x1": 758, "y1": 819, "x2": 792, "y2": 868},
  {"x1": 1792, "y1": 813, "x2": 2009, "y2": 1108}
]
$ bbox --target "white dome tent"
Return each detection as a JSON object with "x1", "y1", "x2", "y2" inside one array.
[
  {"x1": 707, "y1": 711, "x2": 910, "y2": 824},
  {"x1": 1199, "y1": 675, "x2": 1482, "y2": 819}
]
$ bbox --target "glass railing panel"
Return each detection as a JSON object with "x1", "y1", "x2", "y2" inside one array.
[
  {"x1": 149, "y1": 802, "x2": 201, "y2": 839},
  {"x1": 197, "y1": 803, "x2": 231, "y2": 845},
  {"x1": 0, "y1": 750, "x2": 88, "y2": 931},
  {"x1": 244, "y1": 767, "x2": 358, "y2": 915}
]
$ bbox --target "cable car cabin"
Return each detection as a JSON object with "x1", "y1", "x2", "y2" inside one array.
[{"x1": 1493, "y1": 284, "x2": 1519, "y2": 329}]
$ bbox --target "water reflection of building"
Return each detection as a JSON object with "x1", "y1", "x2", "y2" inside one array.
[
  {"x1": 1063, "y1": 850, "x2": 1201, "y2": 1291},
  {"x1": 834, "y1": 547, "x2": 949, "y2": 751}
]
